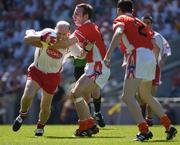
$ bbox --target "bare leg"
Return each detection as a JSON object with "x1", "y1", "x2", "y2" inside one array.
[
  {"x1": 122, "y1": 78, "x2": 145, "y2": 124},
  {"x1": 20, "y1": 80, "x2": 40, "y2": 113},
  {"x1": 38, "y1": 90, "x2": 53, "y2": 124},
  {"x1": 71, "y1": 75, "x2": 95, "y2": 120},
  {"x1": 139, "y1": 81, "x2": 164, "y2": 118},
  {"x1": 146, "y1": 85, "x2": 158, "y2": 118}
]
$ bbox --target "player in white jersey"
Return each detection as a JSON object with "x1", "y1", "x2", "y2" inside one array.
[
  {"x1": 12, "y1": 21, "x2": 73, "y2": 136},
  {"x1": 136, "y1": 15, "x2": 172, "y2": 126}
]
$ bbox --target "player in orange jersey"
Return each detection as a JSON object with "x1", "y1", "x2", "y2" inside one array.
[
  {"x1": 136, "y1": 15, "x2": 172, "y2": 126},
  {"x1": 68, "y1": 3, "x2": 110, "y2": 137},
  {"x1": 104, "y1": 0, "x2": 177, "y2": 141}
]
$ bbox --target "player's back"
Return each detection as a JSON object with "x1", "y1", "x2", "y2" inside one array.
[{"x1": 114, "y1": 15, "x2": 153, "y2": 50}]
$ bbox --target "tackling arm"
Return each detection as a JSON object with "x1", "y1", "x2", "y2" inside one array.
[
  {"x1": 104, "y1": 27, "x2": 122, "y2": 66},
  {"x1": 24, "y1": 30, "x2": 42, "y2": 47}
]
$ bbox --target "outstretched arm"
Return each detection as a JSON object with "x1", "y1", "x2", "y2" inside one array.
[
  {"x1": 24, "y1": 29, "x2": 42, "y2": 47},
  {"x1": 48, "y1": 35, "x2": 79, "y2": 50},
  {"x1": 104, "y1": 27, "x2": 123, "y2": 67}
]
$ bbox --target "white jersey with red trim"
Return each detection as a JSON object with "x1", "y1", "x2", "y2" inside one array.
[
  {"x1": 32, "y1": 42, "x2": 68, "y2": 73},
  {"x1": 153, "y1": 31, "x2": 171, "y2": 62}
]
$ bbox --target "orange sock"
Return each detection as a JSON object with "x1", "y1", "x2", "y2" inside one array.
[
  {"x1": 86, "y1": 117, "x2": 96, "y2": 129},
  {"x1": 78, "y1": 117, "x2": 96, "y2": 131},
  {"x1": 138, "y1": 121, "x2": 149, "y2": 134},
  {"x1": 78, "y1": 120, "x2": 87, "y2": 131},
  {"x1": 160, "y1": 114, "x2": 171, "y2": 131}
]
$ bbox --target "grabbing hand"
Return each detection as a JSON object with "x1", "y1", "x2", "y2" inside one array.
[
  {"x1": 84, "y1": 41, "x2": 94, "y2": 52},
  {"x1": 104, "y1": 55, "x2": 111, "y2": 68},
  {"x1": 40, "y1": 31, "x2": 56, "y2": 45}
]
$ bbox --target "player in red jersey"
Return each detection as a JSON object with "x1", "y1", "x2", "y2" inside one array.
[
  {"x1": 68, "y1": 3, "x2": 110, "y2": 137},
  {"x1": 12, "y1": 21, "x2": 73, "y2": 136},
  {"x1": 104, "y1": 0, "x2": 177, "y2": 141},
  {"x1": 136, "y1": 15, "x2": 172, "y2": 126}
]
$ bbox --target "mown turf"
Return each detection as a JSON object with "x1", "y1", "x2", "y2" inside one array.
[{"x1": 0, "y1": 125, "x2": 179, "y2": 145}]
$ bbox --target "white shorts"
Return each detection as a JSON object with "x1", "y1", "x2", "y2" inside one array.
[
  {"x1": 125, "y1": 47, "x2": 156, "y2": 81},
  {"x1": 84, "y1": 61, "x2": 110, "y2": 88}
]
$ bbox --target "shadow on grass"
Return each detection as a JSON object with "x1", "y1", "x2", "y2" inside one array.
[
  {"x1": 99, "y1": 128, "x2": 118, "y2": 130},
  {"x1": 44, "y1": 135, "x2": 126, "y2": 139},
  {"x1": 141, "y1": 140, "x2": 178, "y2": 143}
]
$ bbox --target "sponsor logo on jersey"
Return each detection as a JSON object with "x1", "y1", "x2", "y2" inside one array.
[{"x1": 46, "y1": 48, "x2": 62, "y2": 59}]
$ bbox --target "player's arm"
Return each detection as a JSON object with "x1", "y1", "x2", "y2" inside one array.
[
  {"x1": 24, "y1": 29, "x2": 42, "y2": 47},
  {"x1": 57, "y1": 36, "x2": 78, "y2": 48},
  {"x1": 104, "y1": 24, "x2": 124, "y2": 66},
  {"x1": 78, "y1": 42, "x2": 94, "y2": 58}
]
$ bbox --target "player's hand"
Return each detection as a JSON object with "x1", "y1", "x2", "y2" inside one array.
[
  {"x1": 104, "y1": 55, "x2": 111, "y2": 68},
  {"x1": 84, "y1": 42, "x2": 94, "y2": 52},
  {"x1": 40, "y1": 32, "x2": 56, "y2": 45}
]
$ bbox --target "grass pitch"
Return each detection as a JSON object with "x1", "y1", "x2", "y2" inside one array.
[{"x1": 0, "y1": 125, "x2": 179, "y2": 145}]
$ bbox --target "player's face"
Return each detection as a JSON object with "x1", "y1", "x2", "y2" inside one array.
[
  {"x1": 143, "y1": 19, "x2": 152, "y2": 29},
  {"x1": 73, "y1": 7, "x2": 87, "y2": 26},
  {"x1": 55, "y1": 26, "x2": 70, "y2": 40}
]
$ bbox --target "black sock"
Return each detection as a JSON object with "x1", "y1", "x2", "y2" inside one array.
[{"x1": 93, "y1": 96, "x2": 101, "y2": 113}]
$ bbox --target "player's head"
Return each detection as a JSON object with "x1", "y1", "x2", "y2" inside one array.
[
  {"x1": 73, "y1": 3, "x2": 93, "y2": 26},
  {"x1": 117, "y1": 0, "x2": 133, "y2": 15},
  {"x1": 141, "y1": 15, "x2": 153, "y2": 29},
  {"x1": 55, "y1": 20, "x2": 70, "y2": 40}
]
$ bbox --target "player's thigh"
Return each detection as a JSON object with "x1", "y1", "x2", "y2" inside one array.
[
  {"x1": 91, "y1": 87, "x2": 100, "y2": 99},
  {"x1": 139, "y1": 81, "x2": 152, "y2": 101},
  {"x1": 71, "y1": 74, "x2": 96, "y2": 97},
  {"x1": 151, "y1": 85, "x2": 158, "y2": 96},
  {"x1": 23, "y1": 79, "x2": 40, "y2": 98},
  {"x1": 122, "y1": 78, "x2": 141, "y2": 98},
  {"x1": 135, "y1": 91, "x2": 145, "y2": 105}
]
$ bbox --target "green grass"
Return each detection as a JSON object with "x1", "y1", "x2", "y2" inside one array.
[{"x1": 0, "y1": 125, "x2": 179, "y2": 145}]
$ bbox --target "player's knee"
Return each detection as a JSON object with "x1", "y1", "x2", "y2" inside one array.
[{"x1": 70, "y1": 91, "x2": 84, "y2": 103}]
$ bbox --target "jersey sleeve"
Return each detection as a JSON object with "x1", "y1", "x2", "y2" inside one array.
[
  {"x1": 113, "y1": 16, "x2": 125, "y2": 32},
  {"x1": 73, "y1": 30, "x2": 86, "y2": 43}
]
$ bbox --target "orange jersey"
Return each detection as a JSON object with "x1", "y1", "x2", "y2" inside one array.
[
  {"x1": 113, "y1": 14, "x2": 154, "y2": 54},
  {"x1": 74, "y1": 22, "x2": 106, "y2": 62}
]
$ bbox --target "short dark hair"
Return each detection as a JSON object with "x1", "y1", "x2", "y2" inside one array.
[
  {"x1": 141, "y1": 15, "x2": 153, "y2": 23},
  {"x1": 76, "y1": 3, "x2": 93, "y2": 19},
  {"x1": 117, "y1": 0, "x2": 133, "y2": 13}
]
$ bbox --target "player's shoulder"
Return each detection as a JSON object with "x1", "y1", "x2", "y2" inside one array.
[
  {"x1": 80, "y1": 22, "x2": 96, "y2": 29},
  {"x1": 114, "y1": 14, "x2": 131, "y2": 22}
]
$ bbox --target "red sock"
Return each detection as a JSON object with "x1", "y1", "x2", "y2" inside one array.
[
  {"x1": 86, "y1": 117, "x2": 96, "y2": 129},
  {"x1": 78, "y1": 117, "x2": 96, "y2": 131},
  {"x1": 138, "y1": 121, "x2": 149, "y2": 134},
  {"x1": 78, "y1": 120, "x2": 87, "y2": 131},
  {"x1": 37, "y1": 121, "x2": 45, "y2": 129},
  {"x1": 160, "y1": 114, "x2": 171, "y2": 131}
]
